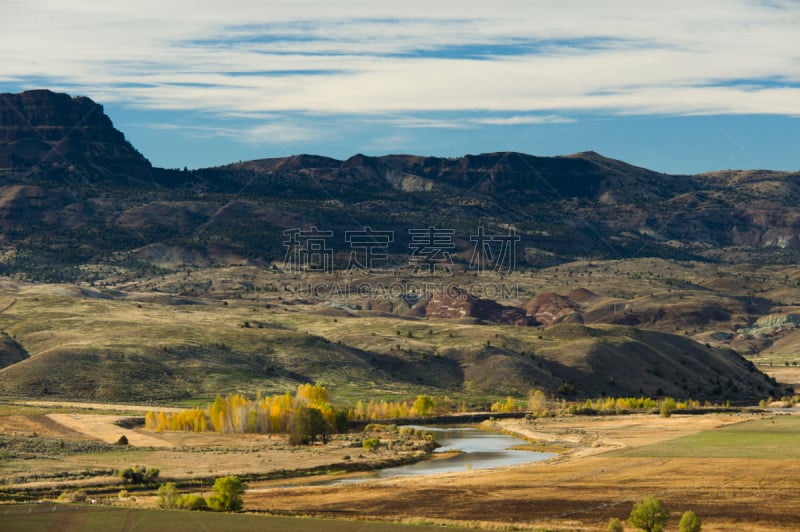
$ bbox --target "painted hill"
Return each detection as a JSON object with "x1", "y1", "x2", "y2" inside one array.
[{"x1": 0, "y1": 278, "x2": 780, "y2": 402}]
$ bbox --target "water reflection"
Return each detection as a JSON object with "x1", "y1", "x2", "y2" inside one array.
[{"x1": 343, "y1": 426, "x2": 555, "y2": 482}]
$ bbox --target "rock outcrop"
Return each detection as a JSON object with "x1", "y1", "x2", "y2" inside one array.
[
  {"x1": 418, "y1": 287, "x2": 531, "y2": 325},
  {"x1": 523, "y1": 292, "x2": 584, "y2": 326},
  {"x1": 0, "y1": 89, "x2": 151, "y2": 182}
]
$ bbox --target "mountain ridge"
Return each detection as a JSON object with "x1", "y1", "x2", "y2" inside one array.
[{"x1": 1, "y1": 89, "x2": 800, "y2": 281}]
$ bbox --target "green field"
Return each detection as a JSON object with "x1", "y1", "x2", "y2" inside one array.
[
  {"x1": 612, "y1": 414, "x2": 800, "y2": 459},
  {"x1": 0, "y1": 504, "x2": 469, "y2": 532}
]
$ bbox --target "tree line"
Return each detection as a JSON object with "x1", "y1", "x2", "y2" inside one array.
[
  {"x1": 145, "y1": 384, "x2": 448, "y2": 443},
  {"x1": 146, "y1": 385, "x2": 712, "y2": 443}
]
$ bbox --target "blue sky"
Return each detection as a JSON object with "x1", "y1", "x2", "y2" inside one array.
[{"x1": 1, "y1": 1, "x2": 799, "y2": 174}]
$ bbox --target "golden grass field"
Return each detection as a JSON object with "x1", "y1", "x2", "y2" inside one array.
[
  {"x1": 246, "y1": 412, "x2": 800, "y2": 531},
  {"x1": 0, "y1": 401, "x2": 432, "y2": 496},
  {"x1": 3, "y1": 401, "x2": 800, "y2": 531}
]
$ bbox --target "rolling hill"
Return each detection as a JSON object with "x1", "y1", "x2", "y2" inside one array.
[{"x1": 0, "y1": 89, "x2": 796, "y2": 403}]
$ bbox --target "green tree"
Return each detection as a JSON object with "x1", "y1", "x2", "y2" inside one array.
[
  {"x1": 157, "y1": 482, "x2": 179, "y2": 509},
  {"x1": 628, "y1": 496, "x2": 670, "y2": 532},
  {"x1": 333, "y1": 409, "x2": 349, "y2": 433},
  {"x1": 412, "y1": 395, "x2": 435, "y2": 417},
  {"x1": 679, "y1": 510, "x2": 702, "y2": 532},
  {"x1": 289, "y1": 406, "x2": 329, "y2": 445},
  {"x1": 208, "y1": 475, "x2": 245, "y2": 512}
]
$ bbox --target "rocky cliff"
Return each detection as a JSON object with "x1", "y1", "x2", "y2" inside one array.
[{"x1": 0, "y1": 89, "x2": 151, "y2": 182}]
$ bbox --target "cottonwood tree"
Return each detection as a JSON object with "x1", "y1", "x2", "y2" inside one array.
[
  {"x1": 412, "y1": 395, "x2": 435, "y2": 417},
  {"x1": 289, "y1": 406, "x2": 329, "y2": 445},
  {"x1": 528, "y1": 389, "x2": 549, "y2": 417}
]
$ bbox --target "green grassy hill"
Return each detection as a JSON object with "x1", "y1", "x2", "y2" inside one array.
[{"x1": 0, "y1": 272, "x2": 781, "y2": 404}]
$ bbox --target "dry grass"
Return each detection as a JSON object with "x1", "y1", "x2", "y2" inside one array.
[
  {"x1": 3, "y1": 403, "x2": 799, "y2": 530},
  {"x1": 0, "y1": 408, "x2": 429, "y2": 494},
  {"x1": 0, "y1": 259, "x2": 795, "y2": 402},
  {"x1": 245, "y1": 412, "x2": 800, "y2": 531}
]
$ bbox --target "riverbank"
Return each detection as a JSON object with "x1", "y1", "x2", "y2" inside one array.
[
  {"x1": 0, "y1": 415, "x2": 438, "y2": 502},
  {"x1": 248, "y1": 411, "x2": 800, "y2": 531},
  {"x1": 6, "y1": 404, "x2": 798, "y2": 530}
]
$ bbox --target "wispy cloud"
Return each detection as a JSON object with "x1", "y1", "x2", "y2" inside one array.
[
  {"x1": 2, "y1": 1, "x2": 800, "y2": 122},
  {"x1": 472, "y1": 115, "x2": 575, "y2": 126},
  {"x1": 131, "y1": 121, "x2": 318, "y2": 144}
]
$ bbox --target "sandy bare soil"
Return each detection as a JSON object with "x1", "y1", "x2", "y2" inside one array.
[
  {"x1": 46, "y1": 414, "x2": 171, "y2": 448},
  {"x1": 13, "y1": 400, "x2": 185, "y2": 413},
  {"x1": 246, "y1": 413, "x2": 800, "y2": 531},
  {"x1": 0, "y1": 414, "x2": 89, "y2": 439},
  {"x1": 0, "y1": 409, "x2": 430, "y2": 492},
  {"x1": 2, "y1": 433, "x2": 371, "y2": 488},
  {"x1": 492, "y1": 412, "x2": 746, "y2": 457}
]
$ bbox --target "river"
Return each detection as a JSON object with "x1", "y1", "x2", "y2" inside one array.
[{"x1": 340, "y1": 425, "x2": 555, "y2": 482}]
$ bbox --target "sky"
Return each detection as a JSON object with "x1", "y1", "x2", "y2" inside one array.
[{"x1": 1, "y1": 0, "x2": 799, "y2": 174}]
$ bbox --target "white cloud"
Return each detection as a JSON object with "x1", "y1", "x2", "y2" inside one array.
[
  {"x1": 1, "y1": 0, "x2": 799, "y2": 120},
  {"x1": 471, "y1": 115, "x2": 575, "y2": 126},
  {"x1": 130, "y1": 121, "x2": 318, "y2": 144},
  {"x1": 371, "y1": 113, "x2": 576, "y2": 129}
]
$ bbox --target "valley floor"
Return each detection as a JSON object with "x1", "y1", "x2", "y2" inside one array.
[
  {"x1": 2, "y1": 402, "x2": 800, "y2": 530},
  {"x1": 245, "y1": 412, "x2": 800, "y2": 531}
]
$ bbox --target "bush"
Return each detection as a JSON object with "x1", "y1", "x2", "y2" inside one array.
[
  {"x1": 208, "y1": 475, "x2": 245, "y2": 512},
  {"x1": 119, "y1": 467, "x2": 137, "y2": 482},
  {"x1": 157, "y1": 482, "x2": 178, "y2": 509},
  {"x1": 116, "y1": 435, "x2": 129, "y2": 446},
  {"x1": 628, "y1": 496, "x2": 670, "y2": 532},
  {"x1": 177, "y1": 494, "x2": 208, "y2": 511},
  {"x1": 362, "y1": 437, "x2": 382, "y2": 452},
  {"x1": 398, "y1": 427, "x2": 415, "y2": 438},
  {"x1": 56, "y1": 489, "x2": 87, "y2": 503},
  {"x1": 119, "y1": 465, "x2": 159, "y2": 483},
  {"x1": 607, "y1": 517, "x2": 624, "y2": 532},
  {"x1": 679, "y1": 510, "x2": 702, "y2": 532}
]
